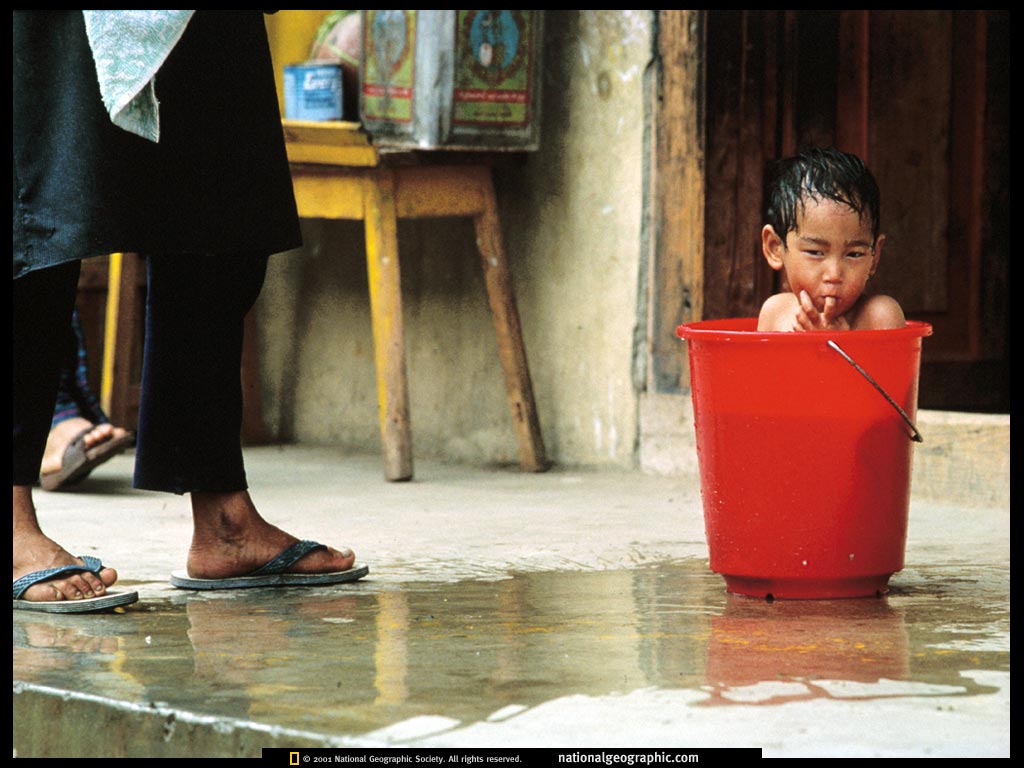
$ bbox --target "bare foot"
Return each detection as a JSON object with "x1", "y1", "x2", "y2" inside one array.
[
  {"x1": 185, "y1": 490, "x2": 356, "y2": 580},
  {"x1": 13, "y1": 486, "x2": 118, "y2": 603},
  {"x1": 40, "y1": 417, "x2": 132, "y2": 477}
]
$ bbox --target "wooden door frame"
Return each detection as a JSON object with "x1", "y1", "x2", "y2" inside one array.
[{"x1": 646, "y1": 10, "x2": 704, "y2": 395}]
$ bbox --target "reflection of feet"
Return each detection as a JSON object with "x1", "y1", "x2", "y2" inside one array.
[
  {"x1": 40, "y1": 418, "x2": 135, "y2": 491},
  {"x1": 16, "y1": 619, "x2": 121, "y2": 654},
  {"x1": 14, "y1": 616, "x2": 124, "y2": 682},
  {"x1": 185, "y1": 589, "x2": 360, "y2": 682}
]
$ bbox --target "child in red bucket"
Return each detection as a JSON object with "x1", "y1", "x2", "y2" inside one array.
[{"x1": 757, "y1": 147, "x2": 905, "y2": 332}]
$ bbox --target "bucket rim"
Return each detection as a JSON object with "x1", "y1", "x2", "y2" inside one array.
[{"x1": 676, "y1": 318, "x2": 933, "y2": 341}]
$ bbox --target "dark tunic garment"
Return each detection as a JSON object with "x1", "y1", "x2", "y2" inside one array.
[{"x1": 12, "y1": 10, "x2": 302, "y2": 278}]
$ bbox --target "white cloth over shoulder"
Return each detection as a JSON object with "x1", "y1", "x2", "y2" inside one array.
[{"x1": 82, "y1": 10, "x2": 195, "y2": 142}]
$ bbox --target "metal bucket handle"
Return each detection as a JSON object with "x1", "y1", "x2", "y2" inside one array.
[{"x1": 827, "y1": 339, "x2": 923, "y2": 443}]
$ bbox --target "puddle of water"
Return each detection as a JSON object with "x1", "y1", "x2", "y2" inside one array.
[{"x1": 13, "y1": 559, "x2": 1009, "y2": 738}]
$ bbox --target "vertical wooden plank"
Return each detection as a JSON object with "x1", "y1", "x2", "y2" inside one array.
[
  {"x1": 836, "y1": 11, "x2": 870, "y2": 160},
  {"x1": 471, "y1": 166, "x2": 548, "y2": 472},
  {"x1": 792, "y1": 11, "x2": 840, "y2": 150},
  {"x1": 778, "y1": 11, "x2": 798, "y2": 158},
  {"x1": 363, "y1": 169, "x2": 414, "y2": 481},
  {"x1": 978, "y1": 10, "x2": 1008, "y2": 366},
  {"x1": 745, "y1": 13, "x2": 778, "y2": 312},
  {"x1": 699, "y1": 11, "x2": 736, "y2": 327},
  {"x1": 702, "y1": 10, "x2": 775, "y2": 322},
  {"x1": 75, "y1": 255, "x2": 113, "y2": 398},
  {"x1": 946, "y1": 9, "x2": 985, "y2": 360},
  {"x1": 760, "y1": 10, "x2": 781, "y2": 162},
  {"x1": 868, "y1": 10, "x2": 951, "y2": 316},
  {"x1": 650, "y1": 9, "x2": 704, "y2": 393}
]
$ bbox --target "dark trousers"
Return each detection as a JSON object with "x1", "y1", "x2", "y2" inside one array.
[
  {"x1": 12, "y1": 253, "x2": 268, "y2": 494},
  {"x1": 12, "y1": 261, "x2": 82, "y2": 486}
]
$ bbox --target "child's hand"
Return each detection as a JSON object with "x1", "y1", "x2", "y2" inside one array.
[{"x1": 793, "y1": 291, "x2": 850, "y2": 331}]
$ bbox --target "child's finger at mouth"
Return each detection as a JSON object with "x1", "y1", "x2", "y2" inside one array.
[
  {"x1": 799, "y1": 291, "x2": 820, "y2": 321},
  {"x1": 823, "y1": 296, "x2": 837, "y2": 321}
]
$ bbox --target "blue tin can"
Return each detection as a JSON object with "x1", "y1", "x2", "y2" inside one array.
[{"x1": 284, "y1": 62, "x2": 343, "y2": 121}]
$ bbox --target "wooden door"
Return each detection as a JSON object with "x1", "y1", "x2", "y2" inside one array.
[{"x1": 699, "y1": 9, "x2": 1008, "y2": 412}]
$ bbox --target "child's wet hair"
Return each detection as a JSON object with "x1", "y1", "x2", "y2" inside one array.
[{"x1": 764, "y1": 146, "x2": 881, "y2": 242}]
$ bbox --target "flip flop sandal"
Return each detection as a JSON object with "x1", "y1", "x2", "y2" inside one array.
[
  {"x1": 13, "y1": 556, "x2": 139, "y2": 614},
  {"x1": 39, "y1": 426, "x2": 136, "y2": 492},
  {"x1": 170, "y1": 540, "x2": 369, "y2": 590}
]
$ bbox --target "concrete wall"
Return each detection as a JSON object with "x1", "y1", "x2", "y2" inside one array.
[{"x1": 256, "y1": 11, "x2": 655, "y2": 470}]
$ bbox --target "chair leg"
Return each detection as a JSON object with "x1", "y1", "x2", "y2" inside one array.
[
  {"x1": 101, "y1": 252, "x2": 142, "y2": 430},
  {"x1": 363, "y1": 169, "x2": 414, "y2": 481},
  {"x1": 472, "y1": 167, "x2": 549, "y2": 472}
]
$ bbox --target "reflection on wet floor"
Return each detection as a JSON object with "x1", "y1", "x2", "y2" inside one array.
[{"x1": 12, "y1": 559, "x2": 1009, "y2": 738}]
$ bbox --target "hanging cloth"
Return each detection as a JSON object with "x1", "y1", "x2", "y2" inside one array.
[{"x1": 82, "y1": 10, "x2": 195, "y2": 142}]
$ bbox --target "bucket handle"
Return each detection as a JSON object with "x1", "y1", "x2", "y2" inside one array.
[{"x1": 827, "y1": 339, "x2": 923, "y2": 443}]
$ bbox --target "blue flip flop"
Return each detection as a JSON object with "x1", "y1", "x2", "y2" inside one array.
[
  {"x1": 169, "y1": 540, "x2": 369, "y2": 590},
  {"x1": 13, "y1": 555, "x2": 139, "y2": 613}
]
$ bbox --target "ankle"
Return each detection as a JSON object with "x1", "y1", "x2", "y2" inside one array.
[
  {"x1": 190, "y1": 490, "x2": 267, "y2": 544},
  {"x1": 13, "y1": 486, "x2": 42, "y2": 533}
]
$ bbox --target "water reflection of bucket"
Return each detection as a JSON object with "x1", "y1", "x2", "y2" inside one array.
[
  {"x1": 704, "y1": 597, "x2": 910, "y2": 701},
  {"x1": 676, "y1": 319, "x2": 932, "y2": 599}
]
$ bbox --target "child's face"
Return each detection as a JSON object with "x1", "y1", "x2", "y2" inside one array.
[{"x1": 763, "y1": 196, "x2": 883, "y2": 319}]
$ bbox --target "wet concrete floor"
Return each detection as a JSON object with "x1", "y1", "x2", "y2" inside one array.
[{"x1": 12, "y1": 447, "x2": 1010, "y2": 757}]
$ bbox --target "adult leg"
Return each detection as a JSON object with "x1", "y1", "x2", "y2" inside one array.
[
  {"x1": 135, "y1": 253, "x2": 356, "y2": 579},
  {"x1": 51, "y1": 308, "x2": 109, "y2": 428},
  {"x1": 13, "y1": 262, "x2": 117, "y2": 602},
  {"x1": 134, "y1": 253, "x2": 264, "y2": 493},
  {"x1": 40, "y1": 307, "x2": 134, "y2": 485}
]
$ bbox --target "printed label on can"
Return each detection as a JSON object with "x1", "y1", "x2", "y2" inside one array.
[
  {"x1": 361, "y1": 10, "x2": 416, "y2": 123},
  {"x1": 284, "y1": 63, "x2": 343, "y2": 121},
  {"x1": 453, "y1": 10, "x2": 534, "y2": 127}
]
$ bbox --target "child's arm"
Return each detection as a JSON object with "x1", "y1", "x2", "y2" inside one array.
[
  {"x1": 848, "y1": 294, "x2": 905, "y2": 330},
  {"x1": 757, "y1": 293, "x2": 798, "y2": 331},
  {"x1": 757, "y1": 291, "x2": 850, "y2": 332},
  {"x1": 758, "y1": 292, "x2": 905, "y2": 331}
]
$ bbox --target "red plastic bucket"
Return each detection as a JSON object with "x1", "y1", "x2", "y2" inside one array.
[{"x1": 676, "y1": 319, "x2": 932, "y2": 599}]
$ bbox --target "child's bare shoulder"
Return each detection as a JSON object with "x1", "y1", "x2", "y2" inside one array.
[
  {"x1": 757, "y1": 292, "x2": 799, "y2": 331},
  {"x1": 850, "y1": 294, "x2": 905, "y2": 330}
]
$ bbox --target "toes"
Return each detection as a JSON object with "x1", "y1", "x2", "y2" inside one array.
[
  {"x1": 83, "y1": 423, "x2": 115, "y2": 448},
  {"x1": 80, "y1": 568, "x2": 116, "y2": 595},
  {"x1": 24, "y1": 578, "x2": 74, "y2": 602},
  {"x1": 328, "y1": 546, "x2": 356, "y2": 571},
  {"x1": 59, "y1": 573, "x2": 94, "y2": 600},
  {"x1": 19, "y1": 566, "x2": 118, "y2": 603},
  {"x1": 295, "y1": 545, "x2": 355, "y2": 574}
]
